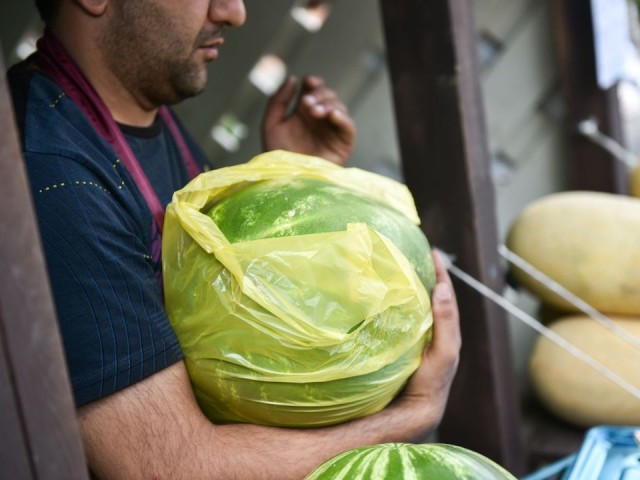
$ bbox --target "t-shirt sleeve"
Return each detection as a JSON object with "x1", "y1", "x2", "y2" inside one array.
[{"x1": 25, "y1": 150, "x2": 183, "y2": 406}]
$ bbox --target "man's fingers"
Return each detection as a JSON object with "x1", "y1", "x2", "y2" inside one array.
[
  {"x1": 431, "y1": 284, "x2": 461, "y2": 351},
  {"x1": 302, "y1": 88, "x2": 338, "y2": 107},
  {"x1": 300, "y1": 88, "x2": 355, "y2": 139},
  {"x1": 431, "y1": 249, "x2": 452, "y2": 286},
  {"x1": 301, "y1": 89, "x2": 339, "y2": 118},
  {"x1": 427, "y1": 250, "x2": 461, "y2": 366},
  {"x1": 299, "y1": 77, "x2": 348, "y2": 116},
  {"x1": 328, "y1": 108, "x2": 356, "y2": 135},
  {"x1": 301, "y1": 75, "x2": 324, "y2": 91}
]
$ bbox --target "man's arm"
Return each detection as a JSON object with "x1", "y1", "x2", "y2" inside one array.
[{"x1": 78, "y1": 251, "x2": 460, "y2": 480}]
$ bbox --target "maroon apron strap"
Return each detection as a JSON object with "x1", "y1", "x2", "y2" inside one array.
[{"x1": 158, "y1": 107, "x2": 201, "y2": 180}]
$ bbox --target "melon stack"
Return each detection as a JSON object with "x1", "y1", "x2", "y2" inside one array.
[
  {"x1": 506, "y1": 191, "x2": 640, "y2": 427},
  {"x1": 630, "y1": 163, "x2": 640, "y2": 198}
]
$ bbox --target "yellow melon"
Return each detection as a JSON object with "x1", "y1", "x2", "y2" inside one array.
[
  {"x1": 529, "y1": 315, "x2": 640, "y2": 427},
  {"x1": 506, "y1": 191, "x2": 640, "y2": 315},
  {"x1": 630, "y1": 164, "x2": 640, "y2": 198}
]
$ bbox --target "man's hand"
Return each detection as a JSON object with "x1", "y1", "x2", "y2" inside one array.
[
  {"x1": 261, "y1": 75, "x2": 356, "y2": 166},
  {"x1": 394, "y1": 249, "x2": 461, "y2": 429}
]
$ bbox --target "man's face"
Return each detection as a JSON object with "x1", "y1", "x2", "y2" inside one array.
[{"x1": 100, "y1": 0, "x2": 246, "y2": 107}]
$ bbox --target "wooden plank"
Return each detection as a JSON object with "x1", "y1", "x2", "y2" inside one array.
[
  {"x1": 379, "y1": 0, "x2": 526, "y2": 475},
  {"x1": 551, "y1": 0, "x2": 627, "y2": 193},
  {"x1": 0, "y1": 50, "x2": 88, "y2": 479},
  {"x1": 0, "y1": 332, "x2": 33, "y2": 478}
]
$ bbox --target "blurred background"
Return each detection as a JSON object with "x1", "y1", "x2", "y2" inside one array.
[{"x1": 3, "y1": 0, "x2": 640, "y2": 475}]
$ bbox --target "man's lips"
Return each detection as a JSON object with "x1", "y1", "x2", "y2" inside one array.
[
  {"x1": 198, "y1": 38, "x2": 224, "y2": 61},
  {"x1": 200, "y1": 36, "x2": 224, "y2": 49}
]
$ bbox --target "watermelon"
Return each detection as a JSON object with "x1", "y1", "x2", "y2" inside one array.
[
  {"x1": 206, "y1": 177, "x2": 435, "y2": 291},
  {"x1": 164, "y1": 155, "x2": 435, "y2": 427},
  {"x1": 305, "y1": 443, "x2": 517, "y2": 480}
]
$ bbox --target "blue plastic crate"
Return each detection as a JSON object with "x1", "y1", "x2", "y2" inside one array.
[
  {"x1": 520, "y1": 454, "x2": 577, "y2": 480},
  {"x1": 522, "y1": 426, "x2": 640, "y2": 480},
  {"x1": 564, "y1": 426, "x2": 640, "y2": 480}
]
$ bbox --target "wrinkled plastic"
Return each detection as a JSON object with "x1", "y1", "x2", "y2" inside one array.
[{"x1": 162, "y1": 150, "x2": 433, "y2": 427}]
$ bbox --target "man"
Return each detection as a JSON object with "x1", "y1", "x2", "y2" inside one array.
[{"x1": 8, "y1": 0, "x2": 461, "y2": 478}]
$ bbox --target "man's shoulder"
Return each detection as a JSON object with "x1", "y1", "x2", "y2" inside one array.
[
  {"x1": 8, "y1": 64, "x2": 138, "y2": 216},
  {"x1": 8, "y1": 60, "x2": 114, "y2": 168}
]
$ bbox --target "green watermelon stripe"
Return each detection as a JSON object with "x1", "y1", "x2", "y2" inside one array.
[{"x1": 305, "y1": 443, "x2": 517, "y2": 479}]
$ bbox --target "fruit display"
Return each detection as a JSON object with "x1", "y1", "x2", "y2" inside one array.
[{"x1": 506, "y1": 190, "x2": 640, "y2": 427}]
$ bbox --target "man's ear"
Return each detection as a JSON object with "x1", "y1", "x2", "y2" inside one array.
[{"x1": 73, "y1": 0, "x2": 108, "y2": 17}]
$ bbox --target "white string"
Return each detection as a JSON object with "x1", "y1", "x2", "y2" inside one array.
[
  {"x1": 435, "y1": 250, "x2": 640, "y2": 401},
  {"x1": 498, "y1": 244, "x2": 640, "y2": 351},
  {"x1": 577, "y1": 117, "x2": 638, "y2": 169}
]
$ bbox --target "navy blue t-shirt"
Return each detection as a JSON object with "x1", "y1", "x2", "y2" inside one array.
[{"x1": 8, "y1": 61, "x2": 208, "y2": 406}]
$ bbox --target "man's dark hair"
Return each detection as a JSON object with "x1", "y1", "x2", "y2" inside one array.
[{"x1": 34, "y1": 0, "x2": 61, "y2": 23}]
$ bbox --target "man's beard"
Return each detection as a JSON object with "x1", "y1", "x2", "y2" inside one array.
[{"x1": 99, "y1": 1, "x2": 208, "y2": 107}]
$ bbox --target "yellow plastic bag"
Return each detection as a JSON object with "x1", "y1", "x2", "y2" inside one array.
[{"x1": 162, "y1": 150, "x2": 433, "y2": 427}]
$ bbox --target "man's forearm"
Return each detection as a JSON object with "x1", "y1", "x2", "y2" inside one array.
[
  {"x1": 79, "y1": 362, "x2": 442, "y2": 480},
  {"x1": 208, "y1": 396, "x2": 439, "y2": 479}
]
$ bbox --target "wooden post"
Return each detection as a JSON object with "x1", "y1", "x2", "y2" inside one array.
[
  {"x1": 552, "y1": 0, "x2": 627, "y2": 193},
  {"x1": 0, "y1": 51, "x2": 89, "y2": 478},
  {"x1": 379, "y1": 0, "x2": 526, "y2": 474}
]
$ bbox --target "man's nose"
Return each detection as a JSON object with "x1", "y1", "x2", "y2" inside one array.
[{"x1": 210, "y1": 0, "x2": 247, "y2": 28}]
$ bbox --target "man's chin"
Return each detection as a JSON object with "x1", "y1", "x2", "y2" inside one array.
[{"x1": 171, "y1": 73, "x2": 208, "y2": 102}]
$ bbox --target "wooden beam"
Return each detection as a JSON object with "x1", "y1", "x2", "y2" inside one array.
[
  {"x1": 0, "y1": 50, "x2": 89, "y2": 479},
  {"x1": 552, "y1": 0, "x2": 627, "y2": 193},
  {"x1": 379, "y1": 0, "x2": 526, "y2": 474},
  {"x1": 0, "y1": 338, "x2": 32, "y2": 478}
]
